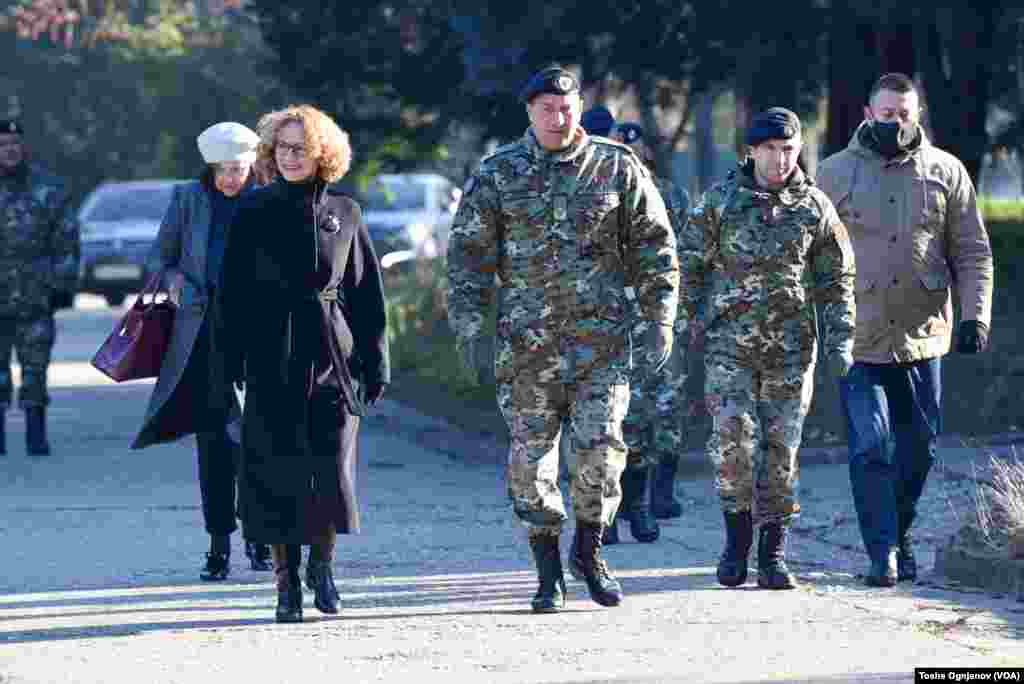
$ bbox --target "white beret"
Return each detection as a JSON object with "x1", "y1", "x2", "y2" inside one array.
[{"x1": 197, "y1": 122, "x2": 260, "y2": 164}]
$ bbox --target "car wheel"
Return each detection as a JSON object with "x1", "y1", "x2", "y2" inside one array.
[{"x1": 104, "y1": 292, "x2": 128, "y2": 308}]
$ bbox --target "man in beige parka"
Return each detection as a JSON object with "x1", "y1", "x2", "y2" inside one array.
[{"x1": 817, "y1": 73, "x2": 994, "y2": 587}]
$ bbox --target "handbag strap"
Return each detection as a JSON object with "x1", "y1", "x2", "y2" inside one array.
[{"x1": 138, "y1": 270, "x2": 167, "y2": 311}]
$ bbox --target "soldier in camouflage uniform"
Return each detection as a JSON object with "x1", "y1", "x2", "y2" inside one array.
[
  {"x1": 680, "y1": 108, "x2": 855, "y2": 590},
  {"x1": 601, "y1": 121, "x2": 694, "y2": 546},
  {"x1": 0, "y1": 119, "x2": 80, "y2": 456},
  {"x1": 447, "y1": 67, "x2": 679, "y2": 613}
]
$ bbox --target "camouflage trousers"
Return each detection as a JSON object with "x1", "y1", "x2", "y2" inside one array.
[
  {"x1": 0, "y1": 315, "x2": 55, "y2": 409},
  {"x1": 622, "y1": 355, "x2": 689, "y2": 471},
  {"x1": 705, "y1": 357, "x2": 815, "y2": 525},
  {"x1": 498, "y1": 364, "x2": 630, "y2": 535}
]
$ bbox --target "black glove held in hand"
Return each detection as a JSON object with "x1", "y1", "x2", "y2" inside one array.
[{"x1": 956, "y1": 320, "x2": 989, "y2": 354}]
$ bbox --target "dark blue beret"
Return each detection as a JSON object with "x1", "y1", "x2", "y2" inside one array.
[
  {"x1": 581, "y1": 106, "x2": 615, "y2": 136},
  {"x1": 520, "y1": 67, "x2": 579, "y2": 104},
  {"x1": 0, "y1": 119, "x2": 23, "y2": 135},
  {"x1": 616, "y1": 123, "x2": 644, "y2": 145},
  {"x1": 746, "y1": 107, "x2": 801, "y2": 147}
]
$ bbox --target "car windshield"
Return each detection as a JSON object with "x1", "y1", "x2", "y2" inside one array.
[
  {"x1": 82, "y1": 186, "x2": 176, "y2": 223},
  {"x1": 362, "y1": 179, "x2": 427, "y2": 212}
]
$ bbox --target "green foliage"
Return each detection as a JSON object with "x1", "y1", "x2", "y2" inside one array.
[
  {"x1": 981, "y1": 197, "x2": 1024, "y2": 223},
  {"x1": 384, "y1": 259, "x2": 494, "y2": 402},
  {"x1": 1, "y1": 9, "x2": 288, "y2": 206}
]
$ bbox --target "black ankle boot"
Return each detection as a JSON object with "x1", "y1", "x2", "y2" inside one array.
[
  {"x1": 652, "y1": 455, "x2": 682, "y2": 519},
  {"x1": 305, "y1": 560, "x2": 339, "y2": 614},
  {"x1": 200, "y1": 552, "x2": 230, "y2": 581},
  {"x1": 569, "y1": 522, "x2": 624, "y2": 607},
  {"x1": 246, "y1": 542, "x2": 272, "y2": 571},
  {"x1": 528, "y1": 532, "x2": 566, "y2": 613},
  {"x1": 897, "y1": 533, "x2": 917, "y2": 582},
  {"x1": 717, "y1": 510, "x2": 753, "y2": 587},
  {"x1": 757, "y1": 523, "x2": 797, "y2": 589},
  {"x1": 622, "y1": 466, "x2": 659, "y2": 543},
  {"x1": 272, "y1": 545, "x2": 302, "y2": 623},
  {"x1": 25, "y1": 406, "x2": 50, "y2": 456},
  {"x1": 865, "y1": 547, "x2": 898, "y2": 587}
]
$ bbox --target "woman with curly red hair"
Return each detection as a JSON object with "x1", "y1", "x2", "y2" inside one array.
[{"x1": 219, "y1": 105, "x2": 389, "y2": 623}]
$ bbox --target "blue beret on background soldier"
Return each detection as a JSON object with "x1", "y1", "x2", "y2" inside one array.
[
  {"x1": 0, "y1": 117, "x2": 81, "y2": 457},
  {"x1": 681, "y1": 106, "x2": 855, "y2": 591},
  {"x1": 581, "y1": 105, "x2": 615, "y2": 138},
  {"x1": 602, "y1": 121, "x2": 693, "y2": 547},
  {"x1": 446, "y1": 66, "x2": 679, "y2": 613},
  {"x1": 816, "y1": 73, "x2": 994, "y2": 588}
]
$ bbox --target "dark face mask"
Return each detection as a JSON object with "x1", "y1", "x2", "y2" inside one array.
[{"x1": 871, "y1": 120, "x2": 915, "y2": 158}]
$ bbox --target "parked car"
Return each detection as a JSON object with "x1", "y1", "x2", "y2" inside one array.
[
  {"x1": 77, "y1": 179, "x2": 186, "y2": 306},
  {"x1": 359, "y1": 173, "x2": 460, "y2": 270}
]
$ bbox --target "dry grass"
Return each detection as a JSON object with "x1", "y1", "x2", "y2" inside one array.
[{"x1": 973, "y1": 449, "x2": 1024, "y2": 557}]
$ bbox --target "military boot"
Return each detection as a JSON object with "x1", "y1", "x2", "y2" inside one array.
[
  {"x1": 652, "y1": 455, "x2": 683, "y2": 519},
  {"x1": 717, "y1": 510, "x2": 753, "y2": 587},
  {"x1": 757, "y1": 523, "x2": 797, "y2": 590},
  {"x1": 271, "y1": 544, "x2": 303, "y2": 623},
  {"x1": 306, "y1": 530, "x2": 339, "y2": 614},
  {"x1": 865, "y1": 547, "x2": 898, "y2": 587},
  {"x1": 25, "y1": 406, "x2": 50, "y2": 456},
  {"x1": 528, "y1": 532, "x2": 566, "y2": 613},
  {"x1": 621, "y1": 466, "x2": 659, "y2": 542},
  {"x1": 569, "y1": 522, "x2": 624, "y2": 607}
]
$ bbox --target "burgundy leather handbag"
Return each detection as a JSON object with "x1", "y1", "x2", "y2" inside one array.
[{"x1": 91, "y1": 272, "x2": 175, "y2": 382}]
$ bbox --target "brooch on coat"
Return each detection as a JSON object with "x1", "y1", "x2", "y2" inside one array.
[{"x1": 321, "y1": 211, "x2": 342, "y2": 233}]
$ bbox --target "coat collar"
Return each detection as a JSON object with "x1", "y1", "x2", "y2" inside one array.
[
  {"x1": 522, "y1": 126, "x2": 589, "y2": 164},
  {"x1": 846, "y1": 120, "x2": 931, "y2": 166}
]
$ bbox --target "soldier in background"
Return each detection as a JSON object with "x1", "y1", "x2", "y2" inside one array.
[
  {"x1": 681, "y1": 108, "x2": 855, "y2": 590},
  {"x1": 601, "y1": 121, "x2": 692, "y2": 545},
  {"x1": 447, "y1": 66, "x2": 679, "y2": 613},
  {"x1": 0, "y1": 119, "x2": 80, "y2": 456}
]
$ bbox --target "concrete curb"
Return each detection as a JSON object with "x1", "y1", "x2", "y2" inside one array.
[{"x1": 934, "y1": 544, "x2": 1024, "y2": 601}]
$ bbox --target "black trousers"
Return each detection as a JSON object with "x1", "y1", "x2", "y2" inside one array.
[
  {"x1": 197, "y1": 429, "x2": 239, "y2": 537},
  {"x1": 187, "y1": 311, "x2": 240, "y2": 538}
]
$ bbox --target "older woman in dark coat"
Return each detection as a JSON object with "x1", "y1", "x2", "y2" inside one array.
[
  {"x1": 134, "y1": 122, "x2": 272, "y2": 580},
  {"x1": 219, "y1": 105, "x2": 389, "y2": 623}
]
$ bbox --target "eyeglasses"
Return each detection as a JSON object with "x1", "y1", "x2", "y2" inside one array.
[{"x1": 275, "y1": 142, "x2": 308, "y2": 159}]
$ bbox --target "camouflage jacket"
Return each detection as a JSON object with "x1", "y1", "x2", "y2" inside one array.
[
  {"x1": 0, "y1": 164, "x2": 80, "y2": 318},
  {"x1": 680, "y1": 163, "x2": 855, "y2": 367},
  {"x1": 447, "y1": 127, "x2": 679, "y2": 378},
  {"x1": 653, "y1": 176, "x2": 705, "y2": 333}
]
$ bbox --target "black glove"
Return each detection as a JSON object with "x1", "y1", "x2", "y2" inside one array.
[
  {"x1": 364, "y1": 379, "x2": 387, "y2": 407},
  {"x1": 956, "y1": 320, "x2": 989, "y2": 354},
  {"x1": 50, "y1": 291, "x2": 74, "y2": 311}
]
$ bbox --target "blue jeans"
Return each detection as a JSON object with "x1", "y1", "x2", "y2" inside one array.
[{"x1": 839, "y1": 358, "x2": 941, "y2": 559}]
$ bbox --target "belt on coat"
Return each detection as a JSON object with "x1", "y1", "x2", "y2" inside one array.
[{"x1": 285, "y1": 288, "x2": 363, "y2": 416}]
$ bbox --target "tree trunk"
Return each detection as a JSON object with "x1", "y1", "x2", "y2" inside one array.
[
  {"x1": 918, "y1": 5, "x2": 994, "y2": 184},
  {"x1": 695, "y1": 90, "x2": 716, "y2": 194},
  {"x1": 826, "y1": 12, "x2": 879, "y2": 156}
]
